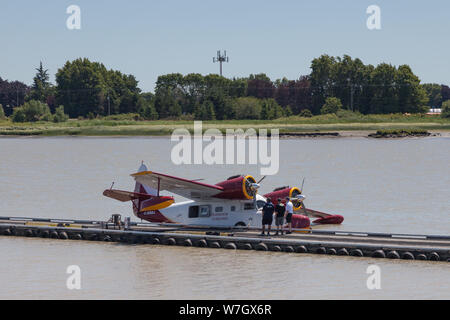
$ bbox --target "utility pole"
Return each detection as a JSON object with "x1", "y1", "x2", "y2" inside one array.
[{"x1": 213, "y1": 50, "x2": 229, "y2": 77}]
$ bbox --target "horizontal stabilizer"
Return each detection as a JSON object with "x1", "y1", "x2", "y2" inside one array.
[{"x1": 103, "y1": 189, "x2": 154, "y2": 202}]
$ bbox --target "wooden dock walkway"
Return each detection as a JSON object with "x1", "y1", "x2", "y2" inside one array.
[{"x1": 1, "y1": 216, "x2": 449, "y2": 262}]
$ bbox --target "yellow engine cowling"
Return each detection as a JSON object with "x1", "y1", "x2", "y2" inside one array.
[
  {"x1": 214, "y1": 175, "x2": 258, "y2": 200},
  {"x1": 263, "y1": 186, "x2": 303, "y2": 210}
]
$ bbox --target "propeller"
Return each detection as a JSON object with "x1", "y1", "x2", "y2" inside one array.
[
  {"x1": 286, "y1": 177, "x2": 308, "y2": 214},
  {"x1": 299, "y1": 178, "x2": 308, "y2": 215},
  {"x1": 246, "y1": 176, "x2": 263, "y2": 207},
  {"x1": 257, "y1": 176, "x2": 266, "y2": 184}
]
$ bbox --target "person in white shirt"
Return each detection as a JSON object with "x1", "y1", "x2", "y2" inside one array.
[{"x1": 284, "y1": 196, "x2": 294, "y2": 234}]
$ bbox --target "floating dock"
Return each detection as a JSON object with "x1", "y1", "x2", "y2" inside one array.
[{"x1": 1, "y1": 216, "x2": 449, "y2": 262}]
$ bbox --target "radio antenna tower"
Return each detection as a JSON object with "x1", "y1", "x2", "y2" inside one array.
[{"x1": 213, "y1": 50, "x2": 229, "y2": 77}]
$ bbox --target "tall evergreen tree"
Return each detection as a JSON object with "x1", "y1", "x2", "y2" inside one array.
[{"x1": 29, "y1": 61, "x2": 52, "y2": 103}]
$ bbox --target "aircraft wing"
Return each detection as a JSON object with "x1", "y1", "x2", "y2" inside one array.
[
  {"x1": 302, "y1": 207, "x2": 344, "y2": 224},
  {"x1": 103, "y1": 189, "x2": 154, "y2": 202},
  {"x1": 131, "y1": 171, "x2": 224, "y2": 200}
]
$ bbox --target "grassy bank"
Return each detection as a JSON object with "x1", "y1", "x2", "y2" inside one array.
[
  {"x1": 0, "y1": 113, "x2": 449, "y2": 136},
  {"x1": 368, "y1": 128, "x2": 431, "y2": 138}
]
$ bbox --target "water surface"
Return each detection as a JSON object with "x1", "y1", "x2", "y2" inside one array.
[{"x1": 0, "y1": 137, "x2": 449, "y2": 299}]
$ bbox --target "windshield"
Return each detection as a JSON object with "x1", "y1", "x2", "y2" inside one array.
[{"x1": 256, "y1": 200, "x2": 266, "y2": 209}]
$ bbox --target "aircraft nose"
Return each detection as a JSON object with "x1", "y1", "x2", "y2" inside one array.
[{"x1": 251, "y1": 183, "x2": 260, "y2": 190}]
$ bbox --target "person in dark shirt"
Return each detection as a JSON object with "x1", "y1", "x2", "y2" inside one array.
[
  {"x1": 274, "y1": 198, "x2": 286, "y2": 235},
  {"x1": 261, "y1": 198, "x2": 275, "y2": 236}
]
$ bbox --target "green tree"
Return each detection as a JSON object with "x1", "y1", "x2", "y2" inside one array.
[
  {"x1": 203, "y1": 74, "x2": 233, "y2": 119},
  {"x1": 11, "y1": 108, "x2": 26, "y2": 122},
  {"x1": 154, "y1": 87, "x2": 182, "y2": 118},
  {"x1": 194, "y1": 100, "x2": 215, "y2": 120},
  {"x1": 55, "y1": 58, "x2": 141, "y2": 118},
  {"x1": 137, "y1": 97, "x2": 158, "y2": 120},
  {"x1": 395, "y1": 65, "x2": 428, "y2": 113},
  {"x1": 53, "y1": 105, "x2": 69, "y2": 123},
  {"x1": 12, "y1": 100, "x2": 51, "y2": 122},
  {"x1": 229, "y1": 78, "x2": 248, "y2": 98},
  {"x1": 182, "y1": 73, "x2": 205, "y2": 114},
  {"x1": 141, "y1": 104, "x2": 158, "y2": 120},
  {"x1": 310, "y1": 55, "x2": 337, "y2": 114},
  {"x1": 232, "y1": 97, "x2": 261, "y2": 119},
  {"x1": 441, "y1": 100, "x2": 450, "y2": 118},
  {"x1": 422, "y1": 83, "x2": 443, "y2": 108},
  {"x1": 332, "y1": 56, "x2": 367, "y2": 112},
  {"x1": 204, "y1": 100, "x2": 216, "y2": 120},
  {"x1": 299, "y1": 109, "x2": 313, "y2": 117},
  {"x1": 321, "y1": 97, "x2": 342, "y2": 114},
  {"x1": 260, "y1": 99, "x2": 282, "y2": 119},
  {"x1": 284, "y1": 105, "x2": 293, "y2": 117},
  {"x1": 29, "y1": 62, "x2": 53, "y2": 103},
  {"x1": 0, "y1": 104, "x2": 5, "y2": 119},
  {"x1": 56, "y1": 58, "x2": 108, "y2": 117},
  {"x1": 260, "y1": 101, "x2": 269, "y2": 120},
  {"x1": 369, "y1": 63, "x2": 398, "y2": 113}
]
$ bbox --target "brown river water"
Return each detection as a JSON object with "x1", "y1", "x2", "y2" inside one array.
[{"x1": 0, "y1": 136, "x2": 449, "y2": 299}]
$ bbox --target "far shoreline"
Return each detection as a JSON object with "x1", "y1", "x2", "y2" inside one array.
[
  {"x1": 1, "y1": 117, "x2": 449, "y2": 138},
  {"x1": 1, "y1": 130, "x2": 449, "y2": 139}
]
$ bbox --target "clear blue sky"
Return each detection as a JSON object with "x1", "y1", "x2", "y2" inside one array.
[{"x1": 1, "y1": 0, "x2": 449, "y2": 92}]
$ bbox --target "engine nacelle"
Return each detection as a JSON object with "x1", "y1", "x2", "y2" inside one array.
[
  {"x1": 214, "y1": 175, "x2": 258, "y2": 200},
  {"x1": 264, "y1": 186, "x2": 303, "y2": 210}
]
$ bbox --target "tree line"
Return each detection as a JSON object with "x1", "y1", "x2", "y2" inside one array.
[{"x1": 1, "y1": 55, "x2": 450, "y2": 122}]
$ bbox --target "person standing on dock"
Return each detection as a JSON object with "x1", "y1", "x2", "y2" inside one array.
[
  {"x1": 285, "y1": 197, "x2": 294, "y2": 234},
  {"x1": 261, "y1": 198, "x2": 275, "y2": 236},
  {"x1": 274, "y1": 198, "x2": 285, "y2": 235}
]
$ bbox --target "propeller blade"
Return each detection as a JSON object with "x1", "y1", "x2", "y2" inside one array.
[{"x1": 257, "y1": 176, "x2": 266, "y2": 184}]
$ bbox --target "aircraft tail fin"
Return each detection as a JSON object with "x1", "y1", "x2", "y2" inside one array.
[{"x1": 134, "y1": 162, "x2": 158, "y2": 196}]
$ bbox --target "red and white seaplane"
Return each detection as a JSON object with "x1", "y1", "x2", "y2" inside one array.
[{"x1": 103, "y1": 163, "x2": 344, "y2": 230}]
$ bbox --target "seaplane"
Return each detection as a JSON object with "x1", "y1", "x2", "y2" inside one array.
[{"x1": 103, "y1": 163, "x2": 344, "y2": 230}]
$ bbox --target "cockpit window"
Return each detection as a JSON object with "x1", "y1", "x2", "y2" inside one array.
[{"x1": 256, "y1": 200, "x2": 266, "y2": 209}]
